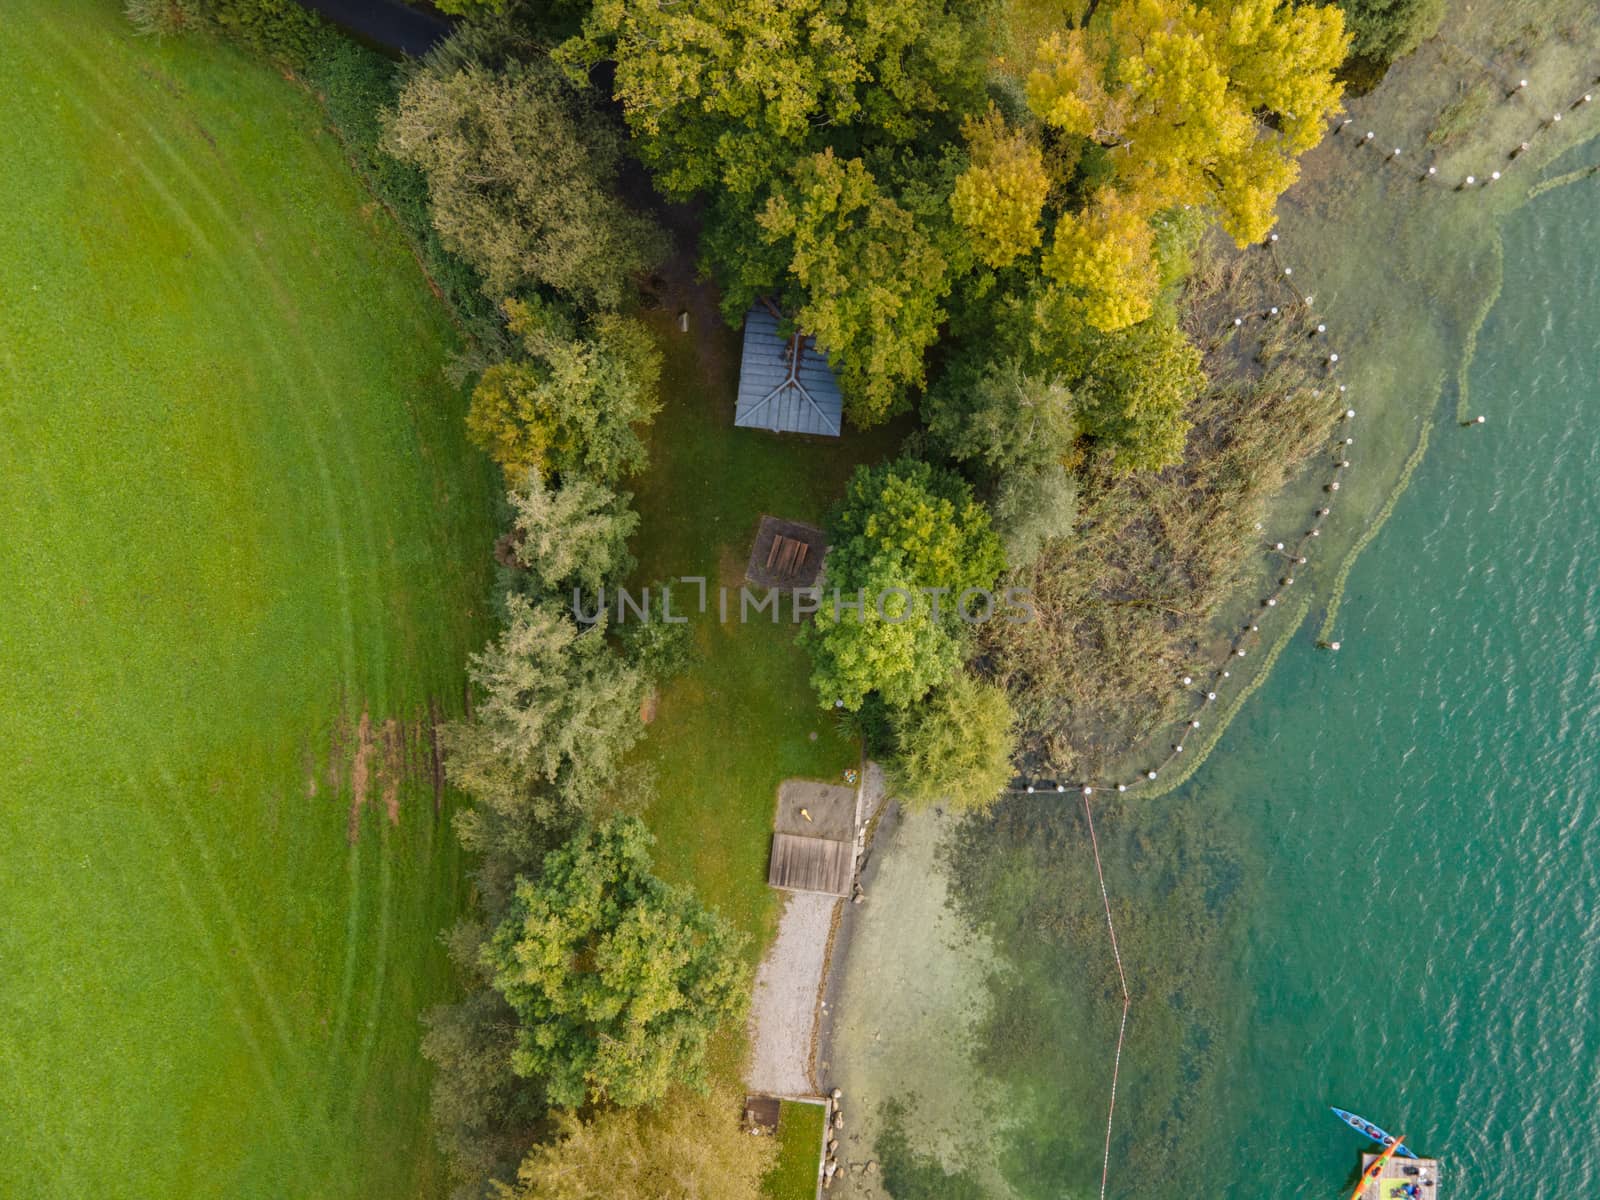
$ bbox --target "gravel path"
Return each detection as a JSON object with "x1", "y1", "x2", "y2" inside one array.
[{"x1": 745, "y1": 890, "x2": 840, "y2": 1097}]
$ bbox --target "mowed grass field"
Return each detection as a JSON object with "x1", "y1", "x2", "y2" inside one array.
[{"x1": 0, "y1": 4, "x2": 497, "y2": 1197}]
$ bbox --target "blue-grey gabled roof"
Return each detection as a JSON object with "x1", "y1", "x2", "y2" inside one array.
[{"x1": 735, "y1": 307, "x2": 843, "y2": 437}]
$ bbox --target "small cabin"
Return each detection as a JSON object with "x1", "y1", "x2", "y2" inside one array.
[{"x1": 735, "y1": 305, "x2": 843, "y2": 437}]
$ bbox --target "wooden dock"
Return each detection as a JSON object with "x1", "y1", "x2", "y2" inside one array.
[{"x1": 1357, "y1": 1152, "x2": 1441, "y2": 1199}]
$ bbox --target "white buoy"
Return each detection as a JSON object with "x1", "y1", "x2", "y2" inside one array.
[
  {"x1": 1146, "y1": 770, "x2": 1158, "y2": 780},
  {"x1": 1056, "y1": 783, "x2": 1066, "y2": 793},
  {"x1": 1118, "y1": 783, "x2": 1127, "y2": 792},
  {"x1": 1328, "y1": 353, "x2": 1340, "y2": 364},
  {"x1": 1082, "y1": 786, "x2": 1091, "y2": 796}
]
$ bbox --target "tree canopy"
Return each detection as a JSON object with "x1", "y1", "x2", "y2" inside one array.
[
  {"x1": 890, "y1": 672, "x2": 1018, "y2": 810},
  {"x1": 804, "y1": 458, "x2": 1005, "y2": 710},
  {"x1": 925, "y1": 356, "x2": 1076, "y2": 476},
  {"x1": 446, "y1": 597, "x2": 647, "y2": 873},
  {"x1": 467, "y1": 302, "x2": 661, "y2": 485},
  {"x1": 951, "y1": 105, "x2": 1051, "y2": 270},
  {"x1": 506, "y1": 470, "x2": 638, "y2": 599},
  {"x1": 494, "y1": 1086, "x2": 774, "y2": 1200},
  {"x1": 1024, "y1": 0, "x2": 1347, "y2": 328},
  {"x1": 484, "y1": 818, "x2": 749, "y2": 1109},
  {"x1": 383, "y1": 59, "x2": 665, "y2": 307},
  {"x1": 749, "y1": 151, "x2": 952, "y2": 427},
  {"x1": 558, "y1": 0, "x2": 992, "y2": 199}
]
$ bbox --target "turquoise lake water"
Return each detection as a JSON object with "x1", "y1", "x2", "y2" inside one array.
[
  {"x1": 852, "y1": 163, "x2": 1600, "y2": 1200},
  {"x1": 1175, "y1": 165, "x2": 1600, "y2": 1197}
]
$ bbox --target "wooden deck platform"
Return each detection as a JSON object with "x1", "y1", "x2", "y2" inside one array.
[
  {"x1": 1357, "y1": 1153, "x2": 1441, "y2": 1199},
  {"x1": 767, "y1": 832, "x2": 855, "y2": 896}
]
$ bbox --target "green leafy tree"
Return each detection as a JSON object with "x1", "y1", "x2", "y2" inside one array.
[
  {"x1": 468, "y1": 303, "x2": 662, "y2": 485},
  {"x1": 752, "y1": 151, "x2": 952, "y2": 427},
  {"x1": 493, "y1": 1086, "x2": 774, "y2": 1200},
  {"x1": 421, "y1": 923, "x2": 543, "y2": 1188},
  {"x1": 446, "y1": 597, "x2": 647, "y2": 873},
  {"x1": 804, "y1": 458, "x2": 1005, "y2": 710},
  {"x1": 924, "y1": 356, "x2": 1076, "y2": 475},
  {"x1": 558, "y1": 0, "x2": 990, "y2": 198},
  {"x1": 1063, "y1": 310, "x2": 1203, "y2": 473},
  {"x1": 991, "y1": 461, "x2": 1078, "y2": 566},
  {"x1": 383, "y1": 60, "x2": 665, "y2": 306},
  {"x1": 890, "y1": 672, "x2": 1017, "y2": 810},
  {"x1": 484, "y1": 818, "x2": 750, "y2": 1109},
  {"x1": 1337, "y1": 0, "x2": 1444, "y2": 67},
  {"x1": 506, "y1": 470, "x2": 638, "y2": 598}
]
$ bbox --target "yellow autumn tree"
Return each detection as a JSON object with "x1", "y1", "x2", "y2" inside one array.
[
  {"x1": 1027, "y1": 0, "x2": 1347, "y2": 328},
  {"x1": 1043, "y1": 189, "x2": 1159, "y2": 331},
  {"x1": 950, "y1": 106, "x2": 1051, "y2": 269}
]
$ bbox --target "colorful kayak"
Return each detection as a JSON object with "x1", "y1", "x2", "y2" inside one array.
[
  {"x1": 1330, "y1": 1107, "x2": 1416, "y2": 1158},
  {"x1": 1347, "y1": 1134, "x2": 1407, "y2": 1200}
]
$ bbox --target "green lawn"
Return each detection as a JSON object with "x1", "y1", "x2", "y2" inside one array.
[
  {"x1": 626, "y1": 309, "x2": 904, "y2": 1080},
  {"x1": 0, "y1": 4, "x2": 497, "y2": 1197},
  {"x1": 763, "y1": 1100, "x2": 827, "y2": 1199}
]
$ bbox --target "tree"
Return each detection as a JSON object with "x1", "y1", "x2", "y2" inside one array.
[
  {"x1": 803, "y1": 458, "x2": 1005, "y2": 710},
  {"x1": 950, "y1": 106, "x2": 1051, "y2": 270},
  {"x1": 467, "y1": 303, "x2": 661, "y2": 485},
  {"x1": 1042, "y1": 189, "x2": 1160, "y2": 331},
  {"x1": 1024, "y1": 0, "x2": 1347, "y2": 319},
  {"x1": 1064, "y1": 310, "x2": 1203, "y2": 474},
  {"x1": 493, "y1": 1086, "x2": 775, "y2": 1200},
  {"x1": 991, "y1": 461, "x2": 1078, "y2": 566},
  {"x1": 506, "y1": 470, "x2": 638, "y2": 598},
  {"x1": 484, "y1": 818, "x2": 749, "y2": 1109},
  {"x1": 924, "y1": 356, "x2": 1076, "y2": 475},
  {"x1": 558, "y1": 0, "x2": 991, "y2": 199},
  {"x1": 752, "y1": 151, "x2": 952, "y2": 427},
  {"x1": 383, "y1": 60, "x2": 665, "y2": 307},
  {"x1": 1337, "y1": 0, "x2": 1444, "y2": 68},
  {"x1": 421, "y1": 923, "x2": 543, "y2": 1188},
  {"x1": 889, "y1": 672, "x2": 1017, "y2": 810},
  {"x1": 446, "y1": 597, "x2": 647, "y2": 873}
]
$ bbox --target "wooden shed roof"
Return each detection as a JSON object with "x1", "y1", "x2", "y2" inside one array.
[
  {"x1": 735, "y1": 307, "x2": 843, "y2": 437},
  {"x1": 767, "y1": 833, "x2": 855, "y2": 896}
]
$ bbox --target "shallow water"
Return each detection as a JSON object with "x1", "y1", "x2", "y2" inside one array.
[{"x1": 831, "y1": 130, "x2": 1600, "y2": 1200}]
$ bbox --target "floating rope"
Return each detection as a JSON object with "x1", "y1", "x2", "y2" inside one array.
[{"x1": 1083, "y1": 790, "x2": 1130, "y2": 1200}]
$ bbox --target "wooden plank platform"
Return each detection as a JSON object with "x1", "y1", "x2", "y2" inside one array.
[
  {"x1": 1357, "y1": 1153, "x2": 1441, "y2": 1199},
  {"x1": 767, "y1": 832, "x2": 854, "y2": 896}
]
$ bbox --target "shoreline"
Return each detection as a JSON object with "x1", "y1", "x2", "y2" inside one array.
[{"x1": 815, "y1": 7, "x2": 1600, "y2": 1194}]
